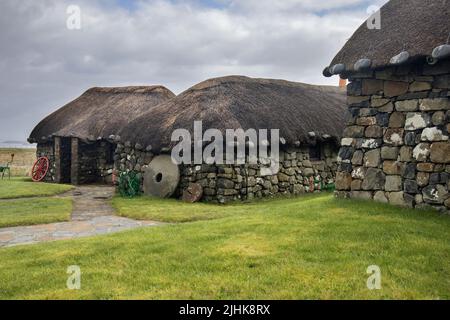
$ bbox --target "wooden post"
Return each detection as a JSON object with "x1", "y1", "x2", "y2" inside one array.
[
  {"x1": 71, "y1": 137, "x2": 79, "y2": 185},
  {"x1": 54, "y1": 137, "x2": 62, "y2": 183}
]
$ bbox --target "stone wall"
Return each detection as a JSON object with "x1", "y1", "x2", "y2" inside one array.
[
  {"x1": 116, "y1": 142, "x2": 339, "y2": 203},
  {"x1": 78, "y1": 140, "x2": 115, "y2": 184},
  {"x1": 36, "y1": 142, "x2": 56, "y2": 182},
  {"x1": 37, "y1": 139, "x2": 115, "y2": 184},
  {"x1": 336, "y1": 59, "x2": 450, "y2": 213}
]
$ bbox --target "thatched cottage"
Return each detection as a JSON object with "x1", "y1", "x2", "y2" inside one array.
[
  {"x1": 28, "y1": 86, "x2": 175, "y2": 184},
  {"x1": 324, "y1": 0, "x2": 450, "y2": 212},
  {"x1": 116, "y1": 76, "x2": 347, "y2": 203}
]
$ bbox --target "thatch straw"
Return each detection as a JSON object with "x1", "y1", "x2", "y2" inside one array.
[
  {"x1": 119, "y1": 76, "x2": 347, "y2": 151},
  {"x1": 28, "y1": 86, "x2": 175, "y2": 143},
  {"x1": 326, "y1": 0, "x2": 450, "y2": 75}
]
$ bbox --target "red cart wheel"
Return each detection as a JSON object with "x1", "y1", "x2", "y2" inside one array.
[{"x1": 31, "y1": 157, "x2": 50, "y2": 182}]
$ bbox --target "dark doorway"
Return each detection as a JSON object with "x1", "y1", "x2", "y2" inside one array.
[{"x1": 60, "y1": 138, "x2": 72, "y2": 183}]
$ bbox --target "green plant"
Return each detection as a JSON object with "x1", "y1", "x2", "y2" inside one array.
[{"x1": 117, "y1": 171, "x2": 141, "y2": 198}]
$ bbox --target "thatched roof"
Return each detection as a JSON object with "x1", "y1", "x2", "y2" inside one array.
[
  {"x1": 28, "y1": 86, "x2": 175, "y2": 143},
  {"x1": 325, "y1": 0, "x2": 450, "y2": 76},
  {"x1": 119, "y1": 76, "x2": 347, "y2": 151}
]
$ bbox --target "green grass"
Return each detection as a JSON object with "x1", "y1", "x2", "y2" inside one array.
[
  {"x1": 0, "y1": 194, "x2": 449, "y2": 300},
  {"x1": 112, "y1": 195, "x2": 280, "y2": 223},
  {"x1": 0, "y1": 177, "x2": 73, "y2": 199},
  {"x1": 0, "y1": 198, "x2": 72, "y2": 228}
]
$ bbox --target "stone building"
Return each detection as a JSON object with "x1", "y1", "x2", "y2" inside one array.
[
  {"x1": 28, "y1": 86, "x2": 175, "y2": 184},
  {"x1": 323, "y1": 0, "x2": 450, "y2": 212},
  {"x1": 117, "y1": 76, "x2": 347, "y2": 203}
]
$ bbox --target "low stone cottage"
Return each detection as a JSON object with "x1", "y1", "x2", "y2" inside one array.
[
  {"x1": 323, "y1": 0, "x2": 450, "y2": 212},
  {"x1": 116, "y1": 76, "x2": 347, "y2": 203},
  {"x1": 28, "y1": 86, "x2": 175, "y2": 184}
]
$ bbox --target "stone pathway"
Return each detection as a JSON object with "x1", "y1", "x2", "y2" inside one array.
[{"x1": 0, "y1": 185, "x2": 160, "y2": 248}]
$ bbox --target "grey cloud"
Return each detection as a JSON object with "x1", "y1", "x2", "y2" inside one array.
[{"x1": 0, "y1": 0, "x2": 388, "y2": 142}]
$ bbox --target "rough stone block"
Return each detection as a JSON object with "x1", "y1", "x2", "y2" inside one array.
[
  {"x1": 417, "y1": 163, "x2": 434, "y2": 172},
  {"x1": 384, "y1": 81, "x2": 409, "y2": 97},
  {"x1": 430, "y1": 142, "x2": 450, "y2": 163},
  {"x1": 420, "y1": 98, "x2": 450, "y2": 111},
  {"x1": 374, "y1": 191, "x2": 388, "y2": 203},
  {"x1": 405, "y1": 112, "x2": 430, "y2": 131},
  {"x1": 362, "y1": 79, "x2": 383, "y2": 95},
  {"x1": 399, "y1": 146, "x2": 412, "y2": 162},
  {"x1": 409, "y1": 81, "x2": 432, "y2": 92},
  {"x1": 364, "y1": 149, "x2": 381, "y2": 167},
  {"x1": 388, "y1": 191, "x2": 406, "y2": 207},
  {"x1": 416, "y1": 172, "x2": 429, "y2": 187},
  {"x1": 381, "y1": 146, "x2": 399, "y2": 160},
  {"x1": 384, "y1": 128, "x2": 404, "y2": 146},
  {"x1": 365, "y1": 125, "x2": 383, "y2": 138},
  {"x1": 385, "y1": 175, "x2": 403, "y2": 192},
  {"x1": 362, "y1": 168, "x2": 385, "y2": 191},
  {"x1": 343, "y1": 126, "x2": 365, "y2": 138},
  {"x1": 357, "y1": 117, "x2": 377, "y2": 126},
  {"x1": 383, "y1": 161, "x2": 405, "y2": 175},
  {"x1": 413, "y1": 143, "x2": 430, "y2": 161},
  {"x1": 395, "y1": 100, "x2": 418, "y2": 112},
  {"x1": 421, "y1": 127, "x2": 448, "y2": 142},
  {"x1": 389, "y1": 112, "x2": 406, "y2": 128},
  {"x1": 336, "y1": 172, "x2": 352, "y2": 191}
]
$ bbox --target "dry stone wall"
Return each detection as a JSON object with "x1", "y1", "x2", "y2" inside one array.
[
  {"x1": 36, "y1": 142, "x2": 56, "y2": 182},
  {"x1": 116, "y1": 143, "x2": 339, "y2": 203},
  {"x1": 336, "y1": 59, "x2": 450, "y2": 213}
]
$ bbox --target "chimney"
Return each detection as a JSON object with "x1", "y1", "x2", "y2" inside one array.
[{"x1": 339, "y1": 78, "x2": 347, "y2": 89}]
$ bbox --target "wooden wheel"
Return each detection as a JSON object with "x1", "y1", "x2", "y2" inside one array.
[{"x1": 31, "y1": 157, "x2": 49, "y2": 182}]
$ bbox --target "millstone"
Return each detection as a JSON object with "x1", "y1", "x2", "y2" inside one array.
[
  {"x1": 143, "y1": 155, "x2": 180, "y2": 198},
  {"x1": 182, "y1": 183, "x2": 203, "y2": 203}
]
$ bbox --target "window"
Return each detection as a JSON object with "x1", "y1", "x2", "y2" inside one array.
[{"x1": 309, "y1": 145, "x2": 321, "y2": 161}]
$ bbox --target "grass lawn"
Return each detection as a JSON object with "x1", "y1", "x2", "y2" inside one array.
[
  {"x1": 0, "y1": 198, "x2": 72, "y2": 228},
  {"x1": 0, "y1": 194, "x2": 449, "y2": 299},
  {"x1": 0, "y1": 177, "x2": 73, "y2": 199}
]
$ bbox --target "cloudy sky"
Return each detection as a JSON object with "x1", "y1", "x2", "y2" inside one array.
[{"x1": 0, "y1": 0, "x2": 388, "y2": 143}]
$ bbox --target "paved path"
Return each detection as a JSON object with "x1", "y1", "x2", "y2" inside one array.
[{"x1": 0, "y1": 185, "x2": 160, "y2": 248}]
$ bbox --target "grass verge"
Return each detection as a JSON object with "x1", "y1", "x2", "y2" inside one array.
[{"x1": 0, "y1": 197, "x2": 72, "y2": 228}]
